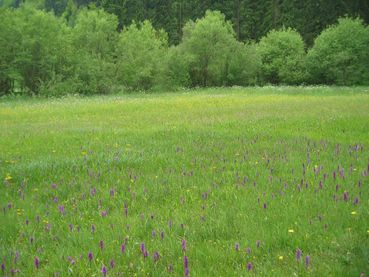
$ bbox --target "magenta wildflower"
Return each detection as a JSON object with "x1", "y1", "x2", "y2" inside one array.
[
  {"x1": 101, "y1": 211, "x2": 107, "y2": 217},
  {"x1": 141, "y1": 243, "x2": 148, "y2": 258},
  {"x1": 109, "y1": 259, "x2": 115, "y2": 269},
  {"x1": 152, "y1": 230, "x2": 156, "y2": 238},
  {"x1": 153, "y1": 251, "x2": 160, "y2": 262},
  {"x1": 90, "y1": 187, "x2": 96, "y2": 196},
  {"x1": 160, "y1": 231, "x2": 165, "y2": 240},
  {"x1": 58, "y1": 205, "x2": 65, "y2": 215},
  {"x1": 67, "y1": 256, "x2": 75, "y2": 265},
  {"x1": 110, "y1": 188, "x2": 115, "y2": 197},
  {"x1": 296, "y1": 248, "x2": 302, "y2": 261},
  {"x1": 121, "y1": 243, "x2": 126, "y2": 253},
  {"x1": 25, "y1": 219, "x2": 29, "y2": 226},
  {"x1": 91, "y1": 224, "x2": 95, "y2": 234},
  {"x1": 51, "y1": 183, "x2": 57, "y2": 189},
  {"x1": 101, "y1": 265, "x2": 107, "y2": 276},
  {"x1": 246, "y1": 247, "x2": 251, "y2": 254},
  {"x1": 263, "y1": 203, "x2": 267, "y2": 209},
  {"x1": 235, "y1": 243, "x2": 240, "y2": 251},
  {"x1": 99, "y1": 240, "x2": 104, "y2": 250},
  {"x1": 247, "y1": 262, "x2": 253, "y2": 271},
  {"x1": 69, "y1": 224, "x2": 73, "y2": 231},
  {"x1": 184, "y1": 256, "x2": 189, "y2": 277},
  {"x1": 305, "y1": 255, "x2": 310, "y2": 268},
  {"x1": 88, "y1": 252, "x2": 93, "y2": 262},
  {"x1": 182, "y1": 239, "x2": 187, "y2": 252},
  {"x1": 34, "y1": 257, "x2": 39, "y2": 269},
  {"x1": 1, "y1": 263, "x2": 5, "y2": 272},
  {"x1": 343, "y1": 191, "x2": 349, "y2": 202}
]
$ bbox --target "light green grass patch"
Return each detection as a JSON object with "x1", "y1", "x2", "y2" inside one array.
[{"x1": 1, "y1": 87, "x2": 369, "y2": 276}]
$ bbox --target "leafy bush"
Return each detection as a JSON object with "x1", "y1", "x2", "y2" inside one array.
[
  {"x1": 156, "y1": 45, "x2": 191, "y2": 90},
  {"x1": 0, "y1": 7, "x2": 70, "y2": 94},
  {"x1": 258, "y1": 28, "x2": 307, "y2": 85},
  {"x1": 116, "y1": 20, "x2": 168, "y2": 90},
  {"x1": 0, "y1": 8, "x2": 19, "y2": 95},
  {"x1": 72, "y1": 8, "x2": 118, "y2": 59},
  {"x1": 227, "y1": 42, "x2": 262, "y2": 86},
  {"x1": 181, "y1": 10, "x2": 238, "y2": 87},
  {"x1": 306, "y1": 17, "x2": 369, "y2": 85},
  {"x1": 70, "y1": 8, "x2": 119, "y2": 95}
]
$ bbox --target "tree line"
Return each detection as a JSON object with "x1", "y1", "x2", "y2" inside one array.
[{"x1": 0, "y1": 5, "x2": 368, "y2": 96}]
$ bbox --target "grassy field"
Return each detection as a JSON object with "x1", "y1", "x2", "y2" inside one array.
[{"x1": 1, "y1": 87, "x2": 369, "y2": 276}]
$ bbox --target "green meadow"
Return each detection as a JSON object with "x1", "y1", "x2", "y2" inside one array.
[{"x1": 1, "y1": 87, "x2": 369, "y2": 276}]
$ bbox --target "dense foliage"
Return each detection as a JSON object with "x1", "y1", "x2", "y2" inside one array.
[
  {"x1": 0, "y1": 4, "x2": 368, "y2": 96},
  {"x1": 306, "y1": 18, "x2": 369, "y2": 86},
  {"x1": 181, "y1": 11, "x2": 237, "y2": 87},
  {"x1": 258, "y1": 28, "x2": 306, "y2": 85},
  {"x1": 116, "y1": 21, "x2": 168, "y2": 90}
]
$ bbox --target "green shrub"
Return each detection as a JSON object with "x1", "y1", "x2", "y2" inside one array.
[
  {"x1": 116, "y1": 20, "x2": 168, "y2": 90},
  {"x1": 70, "y1": 8, "x2": 119, "y2": 95},
  {"x1": 306, "y1": 17, "x2": 369, "y2": 85},
  {"x1": 155, "y1": 45, "x2": 191, "y2": 90},
  {"x1": 72, "y1": 8, "x2": 118, "y2": 59},
  {"x1": 227, "y1": 42, "x2": 262, "y2": 86},
  {"x1": 0, "y1": 7, "x2": 70, "y2": 95},
  {"x1": 258, "y1": 28, "x2": 306, "y2": 85},
  {"x1": 181, "y1": 10, "x2": 238, "y2": 87},
  {"x1": 0, "y1": 8, "x2": 19, "y2": 95}
]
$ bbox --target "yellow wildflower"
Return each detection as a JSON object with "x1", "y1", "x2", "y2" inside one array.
[{"x1": 288, "y1": 229, "x2": 295, "y2": 233}]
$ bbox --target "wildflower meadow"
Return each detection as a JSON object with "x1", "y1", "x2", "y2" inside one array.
[{"x1": 1, "y1": 87, "x2": 369, "y2": 276}]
